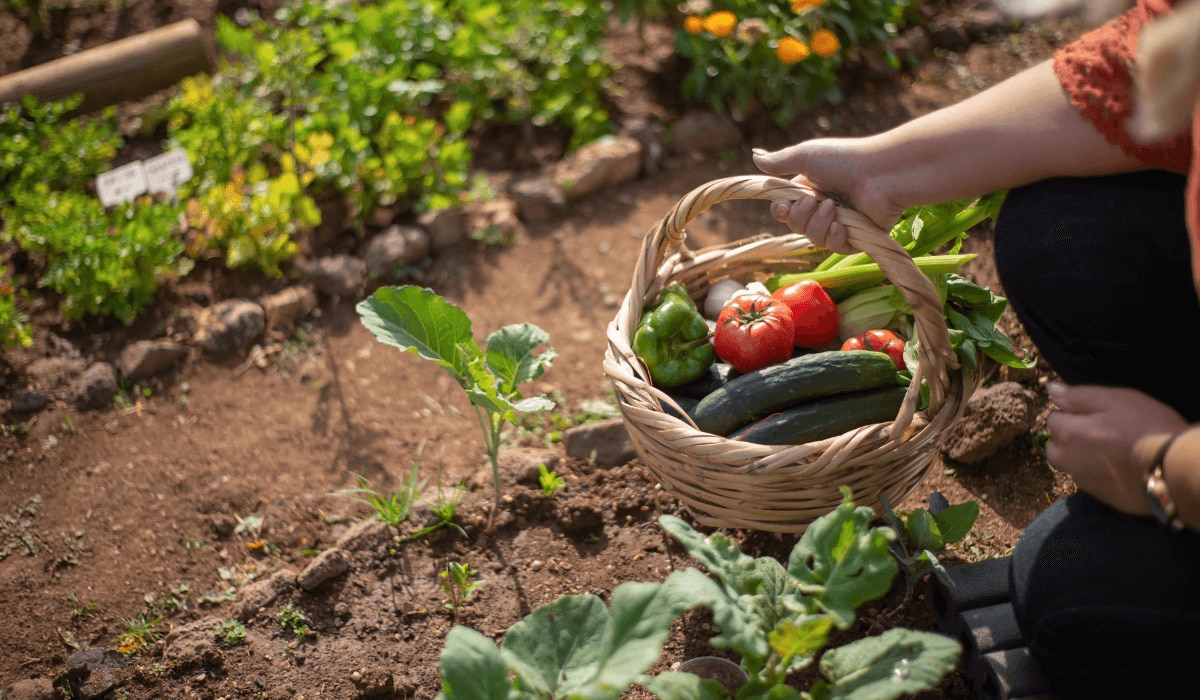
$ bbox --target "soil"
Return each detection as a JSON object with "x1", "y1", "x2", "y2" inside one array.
[{"x1": 2, "y1": 2, "x2": 1086, "y2": 698}]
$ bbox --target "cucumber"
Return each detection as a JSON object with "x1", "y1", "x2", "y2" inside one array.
[
  {"x1": 690, "y1": 350, "x2": 899, "y2": 435},
  {"x1": 674, "y1": 362, "x2": 740, "y2": 400},
  {"x1": 727, "y1": 386, "x2": 909, "y2": 445},
  {"x1": 661, "y1": 393, "x2": 700, "y2": 422}
]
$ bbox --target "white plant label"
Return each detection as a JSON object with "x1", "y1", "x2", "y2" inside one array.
[
  {"x1": 144, "y1": 148, "x2": 193, "y2": 194},
  {"x1": 95, "y1": 161, "x2": 148, "y2": 207}
]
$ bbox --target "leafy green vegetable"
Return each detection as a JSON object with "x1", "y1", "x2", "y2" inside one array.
[
  {"x1": 356, "y1": 285, "x2": 556, "y2": 529},
  {"x1": 879, "y1": 492, "x2": 979, "y2": 598}
]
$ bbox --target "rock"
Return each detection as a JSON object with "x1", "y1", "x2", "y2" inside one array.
[
  {"x1": 9, "y1": 388, "x2": 51, "y2": 414},
  {"x1": 63, "y1": 648, "x2": 127, "y2": 700},
  {"x1": 335, "y1": 517, "x2": 392, "y2": 553},
  {"x1": 361, "y1": 225, "x2": 430, "y2": 279},
  {"x1": 117, "y1": 340, "x2": 188, "y2": 382},
  {"x1": 296, "y1": 548, "x2": 350, "y2": 592},
  {"x1": 670, "y1": 110, "x2": 742, "y2": 153},
  {"x1": 562, "y1": 417, "x2": 637, "y2": 468},
  {"x1": 941, "y1": 382, "x2": 1040, "y2": 465},
  {"x1": 509, "y1": 174, "x2": 567, "y2": 223},
  {"x1": 418, "y1": 207, "x2": 466, "y2": 251},
  {"x1": 962, "y1": 7, "x2": 1007, "y2": 41},
  {"x1": 351, "y1": 668, "x2": 395, "y2": 699},
  {"x1": 463, "y1": 199, "x2": 524, "y2": 244},
  {"x1": 301, "y1": 254, "x2": 367, "y2": 298},
  {"x1": 193, "y1": 299, "x2": 266, "y2": 355},
  {"x1": 236, "y1": 568, "x2": 296, "y2": 622},
  {"x1": 4, "y1": 678, "x2": 55, "y2": 700},
  {"x1": 161, "y1": 615, "x2": 225, "y2": 663},
  {"x1": 68, "y1": 362, "x2": 118, "y2": 411},
  {"x1": 25, "y1": 357, "x2": 87, "y2": 390},
  {"x1": 556, "y1": 135, "x2": 643, "y2": 201},
  {"x1": 210, "y1": 513, "x2": 237, "y2": 539},
  {"x1": 260, "y1": 285, "x2": 317, "y2": 334}
]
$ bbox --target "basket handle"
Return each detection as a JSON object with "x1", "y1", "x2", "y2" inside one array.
[{"x1": 628, "y1": 174, "x2": 958, "y2": 415}]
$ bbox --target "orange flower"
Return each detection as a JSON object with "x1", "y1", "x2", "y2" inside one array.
[
  {"x1": 702, "y1": 11, "x2": 737, "y2": 38},
  {"x1": 776, "y1": 36, "x2": 810, "y2": 64},
  {"x1": 791, "y1": 0, "x2": 824, "y2": 11},
  {"x1": 684, "y1": 15, "x2": 704, "y2": 35},
  {"x1": 811, "y1": 29, "x2": 840, "y2": 57}
]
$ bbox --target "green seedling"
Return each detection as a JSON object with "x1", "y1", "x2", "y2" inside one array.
[
  {"x1": 216, "y1": 619, "x2": 247, "y2": 646},
  {"x1": 67, "y1": 593, "x2": 97, "y2": 622},
  {"x1": 357, "y1": 286, "x2": 556, "y2": 531},
  {"x1": 331, "y1": 460, "x2": 423, "y2": 528},
  {"x1": 440, "y1": 561, "x2": 480, "y2": 619},
  {"x1": 116, "y1": 612, "x2": 165, "y2": 656},
  {"x1": 537, "y1": 463, "x2": 565, "y2": 498},
  {"x1": 879, "y1": 491, "x2": 980, "y2": 598},
  {"x1": 278, "y1": 603, "x2": 309, "y2": 638}
]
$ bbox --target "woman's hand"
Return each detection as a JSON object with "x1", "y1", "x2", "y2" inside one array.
[
  {"x1": 1045, "y1": 382, "x2": 1188, "y2": 515},
  {"x1": 752, "y1": 137, "x2": 905, "y2": 254}
]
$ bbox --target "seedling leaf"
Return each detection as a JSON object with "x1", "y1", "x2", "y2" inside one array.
[
  {"x1": 788, "y1": 489, "x2": 898, "y2": 629},
  {"x1": 486, "y1": 323, "x2": 557, "y2": 396},
  {"x1": 438, "y1": 626, "x2": 512, "y2": 700},
  {"x1": 932, "y1": 502, "x2": 979, "y2": 544},
  {"x1": 812, "y1": 628, "x2": 961, "y2": 700}
]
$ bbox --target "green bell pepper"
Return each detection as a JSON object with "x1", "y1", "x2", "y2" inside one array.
[{"x1": 633, "y1": 283, "x2": 716, "y2": 388}]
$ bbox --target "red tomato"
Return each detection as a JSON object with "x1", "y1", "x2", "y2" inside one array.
[
  {"x1": 771, "y1": 280, "x2": 839, "y2": 348},
  {"x1": 714, "y1": 293, "x2": 795, "y2": 373},
  {"x1": 841, "y1": 329, "x2": 907, "y2": 370}
]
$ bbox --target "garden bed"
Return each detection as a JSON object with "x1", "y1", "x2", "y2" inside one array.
[{"x1": 2, "y1": 1, "x2": 1084, "y2": 697}]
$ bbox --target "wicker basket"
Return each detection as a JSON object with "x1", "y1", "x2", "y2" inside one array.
[{"x1": 603, "y1": 175, "x2": 976, "y2": 534}]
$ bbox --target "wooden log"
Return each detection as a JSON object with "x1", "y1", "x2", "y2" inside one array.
[{"x1": 0, "y1": 18, "x2": 214, "y2": 113}]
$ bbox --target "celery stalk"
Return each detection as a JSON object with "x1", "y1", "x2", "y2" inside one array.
[{"x1": 767, "y1": 253, "x2": 976, "y2": 297}]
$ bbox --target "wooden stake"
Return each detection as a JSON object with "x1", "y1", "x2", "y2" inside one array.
[{"x1": 0, "y1": 18, "x2": 214, "y2": 113}]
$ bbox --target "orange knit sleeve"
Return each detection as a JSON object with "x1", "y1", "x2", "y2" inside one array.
[{"x1": 1052, "y1": 0, "x2": 1192, "y2": 172}]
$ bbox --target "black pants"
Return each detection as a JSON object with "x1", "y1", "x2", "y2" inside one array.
[{"x1": 994, "y1": 170, "x2": 1200, "y2": 699}]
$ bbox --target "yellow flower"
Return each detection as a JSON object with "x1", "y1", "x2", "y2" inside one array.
[
  {"x1": 702, "y1": 11, "x2": 737, "y2": 38},
  {"x1": 776, "y1": 36, "x2": 810, "y2": 64},
  {"x1": 791, "y1": 0, "x2": 824, "y2": 11},
  {"x1": 684, "y1": 15, "x2": 704, "y2": 35},
  {"x1": 811, "y1": 29, "x2": 840, "y2": 57}
]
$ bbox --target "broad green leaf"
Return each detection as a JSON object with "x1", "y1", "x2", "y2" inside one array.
[
  {"x1": 905, "y1": 510, "x2": 943, "y2": 553},
  {"x1": 501, "y1": 571, "x2": 711, "y2": 700},
  {"x1": 438, "y1": 626, "x2": 512, "y2": 700},
  {"x1": 788, "y1": 489, "x2": 898, "y2": 629},
  {"x1": 659, "y1": 516, "x2": 761, "y2": 595},
  {"x1": 815, "y1": 628, "x2": 960, "y2": 700},
  {"x1": 500, "y1": 594, "x2": 608, "y2": 697},
  {"x1": 356, "y1": 286, "x2": 485, "y2": 388},
  {"x1": 640, "y1": 672, "x2": 730, "y2": 700},
  {"x1": 933, "y1": 502, "x2": 978, "y2": 545},
  {"x1": 768, "y1": 615, "x2": 833, "y2": 667},
  {"x1": 485, "y1": 323, "x2": 556, "y2": 397}
]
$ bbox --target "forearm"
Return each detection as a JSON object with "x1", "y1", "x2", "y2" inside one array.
[
  {"x1": 861, "y1": 59, "x2": 1148, "y2": 212},
  {"x1": 1162, "y1": 426, "x2": 1200, "y2": 531}
]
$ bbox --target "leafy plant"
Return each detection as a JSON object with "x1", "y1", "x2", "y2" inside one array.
[
  {"x1": 440, "y1": 560, "x2": 481, "y2": 618},
  {"x1": 116, "y1": 612, "x2": 165, "y2": 656},
  {"x1": 436, "y1": 489, "x2": 961, "y2": 699},
  {"x1": 879, "y1": 492, "x2": 979, "y2": 598},
  {"x1": 216, "y1": 619, "x2": 247, "y2": 646},
  {"x1": 537, "y1": 463, "x2": 565, "y2": 497},
  {"x1": 673, "y1": 0, "x2": 914, "y2": 124},
  {"x1": 357, "y1": 285, "x2": 557, "y2": 531},
  {"x1": 0, "y1": 265, "x2": 32, "y2": 350},
  {"x1": 278, "y1": 603, "x2": 309, "y2": 638},
  {"x1": 331, "y1": 462, "x2": 424, "y2": 528}
]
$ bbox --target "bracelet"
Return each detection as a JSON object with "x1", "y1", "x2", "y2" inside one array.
[{"x1": 1145, "y1": 433, "x2": 1185, "y2": 532}]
